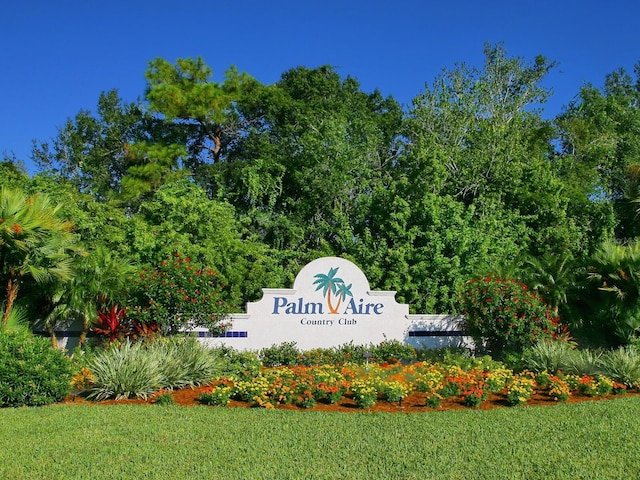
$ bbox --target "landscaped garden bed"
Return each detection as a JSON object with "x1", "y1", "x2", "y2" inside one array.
[{"x1": 64, "y1": 361, "x2": 637, "y2": 412}]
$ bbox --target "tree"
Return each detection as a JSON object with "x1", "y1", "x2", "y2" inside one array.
[
  {"x1": 49, "y1": 246, "x2": 135, "y2": 347},
  {"x1": 352, "y1": 44, "x2": 580, "y2": 313},
  {"x1": 555, "y1": 63, "x2": 640, "y2": 241},
  {"x1": 32, "y1": 90, "x2": 149, "y2": 200},
  {"x1": 0, "y1": 188, "x2": 82, "y2": 327},
  {"x1": 404, "y1": 43, "x2": 556, "y2": 204},
  {"x1": 0, "y1": 157, "x2": 30, "y2": 190},
  {"x1": 213, "y1": 65, "x2": 403, "y2": 256},
  {"x1": 133, "y1": 179, "x2": 287, "y2": 307},
  {"x1": 144, "y1": 57, "x2": 261, "y2": 169},
  {"x1": 577, "y1": 241, "x2": 640, "y2": 346}
]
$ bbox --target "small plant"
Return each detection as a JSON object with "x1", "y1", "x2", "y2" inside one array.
[
  {"x1": 92, "y1": 305, "x2": 128, "y2": 344},
  {"x1": 382, "y1": 380, "x2": 412, "y2": 404},
  {"x1": 198, "y1": 384, "x2": 233, "y2": 406},
  {"x1": 152, "y1": 390, "x2": 176, "y2": 406},
  {"x1": 548, "y1": 375, "x2": 570, "y2": 402},
  {"x1": 298, "y1": 389, "x2": 317, "y2": 409},
  {"x1": 535, "y1": 371, "x2": 552, "y2": 389},
  {"x1": 424, "y1": 393, "x2": 442, "y2": 409},
  {"x1": 485, "y1": 367, "x2": 514, "y2": 393},
  {"x1": 314, "y1": 382, "x2": 345, "y2": 404},
  {"x1": 70, "y1": 367, "x2": 96, "y2": 392},
  {"x1": 578, "y1": 375, "x2": 613, "y2": 396},
  {"x1": 612, "y1": 381, "x2": 628, "y2": 395},
  {"x1": 462, "y1": 387, "x2": 487, "y2": 407},
  {"x1": 506, "y1": 374, "x2": 535, "y2": 406},
  {"x1": 350, "y1": 379, "x2": 377, "y2": 408},
  {"x1": 415, "y1": 368, "x2": 445, "y2": 394}
]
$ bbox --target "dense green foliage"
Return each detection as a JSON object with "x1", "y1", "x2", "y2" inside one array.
[
  {"x1": 4, "y1": 43, "x2": 640, "y2": 351},
  {"x1": 0, "y1": 332, "x2": 73, "y2": 406},
  {"x1": 1, "y1": 399, "x2": 639, "y2": 478},
  {"x1": 258, "y1": 339, "x2": 418, "y2": 367}
]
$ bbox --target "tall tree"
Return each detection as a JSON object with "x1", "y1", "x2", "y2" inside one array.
[
  {"x1": 355, "y1": 44, "x2": 586, "y2": 312},
  {"x1": 32, "y1": 90, "x2": 149, "y2": 200},
  {"x1": 144, "y1": 58, "x2": 261, "y2": 168},
  {"x1": 555, "y1": 63, "x2": 640, "y2": 241},
  {"x1": 214, "y1": 65, "x2": 403, "y2": 256}
]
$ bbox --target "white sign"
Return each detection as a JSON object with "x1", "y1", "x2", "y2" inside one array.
[
  {"x1": 197, "y1": 256, "x2": 470, "y2": 351},
  {"x1": 201, "y1": 257, "x2": 409, "y2": 350}
]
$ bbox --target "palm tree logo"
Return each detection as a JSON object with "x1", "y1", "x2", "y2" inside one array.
[{"x1": 313, "y1": 267, "x2": 353, "y2": 314}]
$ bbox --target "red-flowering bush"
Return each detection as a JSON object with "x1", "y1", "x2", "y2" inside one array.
[
  {"x1": 127, "y1": 253, "x2": 231, "y2": 335},
  {"x1": 459, "y1": 275, "x2": 563, "y2": 359}
]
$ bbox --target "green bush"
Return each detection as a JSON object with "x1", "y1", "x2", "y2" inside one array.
[
  {"x1": 522, "y1": 339, "x2": 577, "y2": 374},
  {"x1": 127, "y1": 253, "x2": 231, "y2": 335},
  {"x1": 0, "y1": 332, "x2": 74, "y2": 407},
  {"x1": 155, "y1": 336, "x2": 221, "y2": 388},
  {"x1": 259, "y1": 342, "x2": 301, "y2": 367},
  {"x1": 459, "y1": 275, "x2": 561, "y2": 359},
  {"x1": 210, "y1": 345, "x2": 261, "y2": 378},
  {"x1": 87, "y1": 337, "x2": 222, "y2": 400},
  {"x1": 599, "y1": 346, "x2": 640, "y2": 388},
  {"x1": 370, "y1": 339, "x2": 417, "y2": 364},
  {"x1": 87, "y1": 340, "x2": 164, "y2": 400}
]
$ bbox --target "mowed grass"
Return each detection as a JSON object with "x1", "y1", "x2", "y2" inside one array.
[{"x1": 1, "y1": 397, "x2": 639, "y2": 479}]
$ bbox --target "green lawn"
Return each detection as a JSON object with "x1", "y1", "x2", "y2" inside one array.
[{"x1": 1, "y1": 397, "x2": 639, "y2": 479}]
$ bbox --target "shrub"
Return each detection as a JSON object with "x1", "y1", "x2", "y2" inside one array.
[
  {"x1": 152, "y1": 390, "x2": 176, "y2": 405},
  {"x1": 0, "y1": 332, "x2": 74, "y2": 407},
  {"x1": 259, "y1": 342, "x2": 301, "y2": 367},
  {"x1": 87, "y1": 337, "x2": 221, "y2": 400},
  {"x1": 155, "y1": 336, "x2": 221, "y2": 389},
  {"x1": 548, "y1": 375, "x2": 571, "y2": 401},
  {"x1": 459, "y1": 275, "x2": 563, "y2": 359},
  {"x1": 210, "y1": 345, "x2": 261, "y2": 378},
  {"x1": 127, "y1": 254, "x2": 231, "y2": 335},
  {"x1": 198, "y1": 381, "x2": 233, "y2": 406},
  {"x1": 371, "y1": 339, "x2": 417, "y2": 364},
  {"x1": 87, "y1": 341, "x2": 164, "y2": 400},
  {"x1": 506, "y1": 373, "x2": 536, "y2": 406},
  {"x1": 599, "y1": 346, "x2": 640, "y2": 388},
  {"x1": 523, "y1": 339, "x2": 576, "y2": 374},
  {"x1": 564, "y1": 348, "x2": 603, "y2": 376},
  {"x1": 350, "y1": 379, "x2": 377, "y2": 408}
]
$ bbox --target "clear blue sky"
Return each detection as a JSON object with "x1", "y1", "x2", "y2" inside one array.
[{"x1": 2, "y1": 0, "x2": 639, "y2": 174}]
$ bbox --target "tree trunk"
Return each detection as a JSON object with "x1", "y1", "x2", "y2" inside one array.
[
  {"x1": 78, "y1": 315, "x2": 90, "y2": 348},
  {"x1": 1, "y1": 278, "x2": 19, "y2": 328},
  {"x1": 46, "y1": 323, "x2": 59, "y2": 350}
]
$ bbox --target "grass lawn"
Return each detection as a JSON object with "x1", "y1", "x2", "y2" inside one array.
[{"x1": 1, "y1": 397, "x2": 639, "y2": 479}]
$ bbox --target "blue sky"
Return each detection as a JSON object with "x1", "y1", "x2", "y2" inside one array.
[{"x1": 2, "y1": 0, "x2": 639, "y2": 174}]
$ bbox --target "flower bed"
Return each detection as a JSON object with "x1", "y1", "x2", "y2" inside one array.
[{"x1": 65, "y1": 357, "x2": 639, "y2": 412}]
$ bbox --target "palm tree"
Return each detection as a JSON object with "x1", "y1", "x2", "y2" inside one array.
[
  {"x1": 587, "y1": 241, "x2": 640, "y2": 344},
  {"x1": 313, "y1": 267, "x2": 345, "y2": 314},
  {"x1": 334, "y1": 282, "x2": 353, "y2": 312},
  {"x1": 0, "y1": 188, "x2": 82, "y2": 328},
  {"x1": 522, "y1": 253, "x2": 576, "y2": 316},
  {"x1": 46, "y1": 246, "x2": 135, "y2": 347}
]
